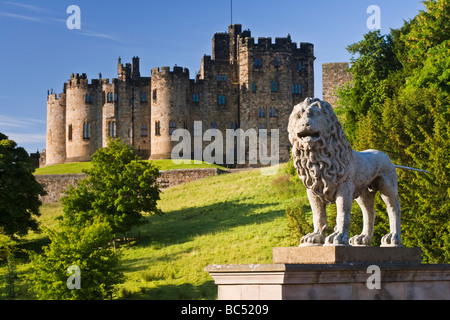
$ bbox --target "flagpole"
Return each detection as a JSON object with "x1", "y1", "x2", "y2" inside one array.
[{"x1": 231, "y1": 0, "x2": 233, "y2": 25}]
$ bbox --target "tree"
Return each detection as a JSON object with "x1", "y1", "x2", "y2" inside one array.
[
  {"x1": 60, "y1": 138, "x2": 162, "y2": 235},
  {"x1": 337, "y1": 0, "x2": 450, "y2": 262},
  {"x1": 338, "y1": 30, "x2": 403, "y2": 145},
  {"x1": 0, "y1": 132, "x2": 46, "y2": 238},
  {"x1": 28, "y1": 217, "x2": 124, "y2": 300}
]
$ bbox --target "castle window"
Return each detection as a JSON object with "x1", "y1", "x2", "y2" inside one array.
[
  {"x1": 107, "y1": 92, "x2": 113, "y2": 103},
  {"x1": 114, "y1": 92, "x2": 118, "y2": 102},
  {"x1": 169, "y1": 121, "x2": 176, "y2": 135},
  {"x1": 140, "y1": 93, "x2": 147, "y2": 103},
  {"x1": 155, "y1": 121, "x2": 161, "y2": 136},
  {"x1": 216, "y1": 74, "x2": 227, "y2": 82},
  {"x1": 153, "y1": 89, "x2": 157, "y2": 101},
  {"x1": 193, "y1": 93, "x2": 199, "y2": 103},
  {"x1": 193, "y1": 123, "x2": 200, "y2": 137},
  {"x1": 68, "y1": 124, "x2": 73, "y2": 141},
  {"x1": 141, "y1": 124, "x2": 148, "y2": 137},
  {"x1": 254, "y1": 58, "x2": 262, "y2": 68},
  {"x1": 83, "y1": 122, "x2": 90, "y2": 139},
  {"x1": 274, "y1": 58, "x2": 279, "y2": 68},
  {"x1": 218, "y1": 95, "x2": 226, "y2": 105},
  {"x1": 292, "y1": 84, "x2": 302, "y2": 95},
  {"x1": 298, "y1": 62, "x2": 303, "y2": 71},
  {"x1": 270, "y1": 81, "x2": 279, "y2": 93},
  {"x1": 269, "y1": 107, "x2": 277, "y2": 118},
  {"x1": 108, "y1": 121, "x2": 116, "y2": 138},
  {"x1": 258, "y1": 108, "x2": 266, "y2": 118},
  {"x1": 252, "y1": 83, "x2": 257, "y2": 93},
  {"x1": 85, "y1": 94, "x2": 93, "y2": 104}
]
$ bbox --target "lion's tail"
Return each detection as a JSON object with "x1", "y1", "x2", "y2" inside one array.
[{"x1": 394, "y1": 165, "x2": 429, "y2": 173}]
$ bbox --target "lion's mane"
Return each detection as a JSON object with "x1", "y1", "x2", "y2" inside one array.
[{"x1": 291, "y1": 99, "x2": 353, "y2": 203}]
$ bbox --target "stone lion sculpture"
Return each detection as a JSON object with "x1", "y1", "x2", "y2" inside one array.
[{"x1": 288, "y1": 98, "x2": 401, "y2": 247}]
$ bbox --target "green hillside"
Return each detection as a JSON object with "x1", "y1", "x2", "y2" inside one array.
[
  {"x1": 34, "y1": 159, "x2": 224, "y2": 175},
  {"x1": 1, "y1": 164, "x2": 307, "y2": 300}
]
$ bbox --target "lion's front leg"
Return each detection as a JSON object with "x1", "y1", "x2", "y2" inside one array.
[
  {"x1": 300, "y1": 189, "x2": 328, "y2": 246},
  {"x1": 325, "y1": 183, "x2": 353, "y2": 246}
]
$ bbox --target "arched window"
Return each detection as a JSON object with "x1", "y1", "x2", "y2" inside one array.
[
  {"x1": 169, "y1": 121, "x2": 176, "y2": 135},
  {"x1": 155, "y1": 121, "x2": 161, "y2": 136},
  {"x1": 108, "y1": 121, "x2": 116, "y2": 138},
  {"x1": 83, "y1": 122, "x2": 90, "y2": 139},
  {"x1": 68, "y1": 124, "x2": 73, "y2": 141},
  {"x1": 141, "y1": 124, "x2": 148, "y2": 137}
]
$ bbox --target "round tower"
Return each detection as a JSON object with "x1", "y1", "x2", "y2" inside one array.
[
  {"x1": 65, "y1": 74, "x2": 100, "y2": 162},
  {"x1": 46, "y1": 92, "x2": 66, "y2": 165},
  {"x1": 150, "y1": 66, "x2": 189, "y2": 159}
]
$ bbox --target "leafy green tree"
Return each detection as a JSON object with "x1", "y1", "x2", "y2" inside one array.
[
  {"x1": 337, "y1": 0, "x2": 450, "y2": 262},
  {"x1": 28, "y1": 217, "x2": 124, "y2": 300},
  {"x1": 0, "y1": 132, "x2": 46, "y2": 238},
  {"x1": 61, "y1": 138, "x2": 162, "y2": 235},
  {"x1": 338, "y1": 31, "x2": 403, "y2": 144}
]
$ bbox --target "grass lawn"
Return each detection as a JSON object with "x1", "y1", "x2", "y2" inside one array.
[
  {"x1": 1, "y1": 164, "x2": 308, "y2": 300},
  {"x1": 34, "y1": 159, "x2": 224, "y2": 175}
]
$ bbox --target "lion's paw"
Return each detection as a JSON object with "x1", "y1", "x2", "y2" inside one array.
[
  {"x1": 299, "y1": 232, "x2": 325, "y2": 246},
  {"x1": 325, "y1": 231, "x2": 349, "y2": 246},
  {"x1": 350, "y1": 234, "x2": 372, "y2": 246},
  {"x1": 381, "y1": 233, "x2": 402, "y2": 247}
]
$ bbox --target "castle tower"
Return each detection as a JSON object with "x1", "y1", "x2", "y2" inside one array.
[
  {"x1": 322, "y1": 62, "x2": 352, "y2": 107},
  {"x1": 46, "y1": 92, "x2": 66, "y2": 165},
  {"x1": 65, "y1": 73, "x2": 102, "y2": 162},
  {"x1": 150, "y1": 66, "x2": 190, "y2": 159},
  {"x1": 236, "y1": 35, "x2": 315, "y2": 161}
]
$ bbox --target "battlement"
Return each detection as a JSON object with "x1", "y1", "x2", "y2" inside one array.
[
  {"x1": 151, "y1": 66, "x2": 190, "y2": 77},
  {"x1": 240, "y1": 36, "x2": 314, "y2": 56},
  {"x1": 47, "y1": 93, "x2": 59, "y2": 101}
]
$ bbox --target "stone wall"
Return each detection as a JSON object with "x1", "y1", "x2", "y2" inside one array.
[
  {"x1": 36, "y1": 174, "x2": 86, "y2": 204},
  {"x1": 322, "y1": 62, "x2": 353, "y2": 108},
  {"x1": 36, "y1": 168, "x2": 225, "y2": 204}
]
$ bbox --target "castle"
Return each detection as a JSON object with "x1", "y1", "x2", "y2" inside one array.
[{"x1": 45, "y1": 24, "x2": 315, "y2": 166}]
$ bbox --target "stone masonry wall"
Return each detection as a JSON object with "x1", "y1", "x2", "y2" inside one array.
[
  {"x1": 322, "y1": 62, "x2": 353, "y2": 108},
  {"x1": 36, "y1": 168, "x2": 224, "y2": 204}
]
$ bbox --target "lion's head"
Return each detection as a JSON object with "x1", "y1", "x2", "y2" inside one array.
[{"x1": 288, "y1": 98, "x2": 353, "y2": 203}]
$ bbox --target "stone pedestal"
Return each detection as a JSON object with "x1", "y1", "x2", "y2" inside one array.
[{"x1": 205, "y1": 247, "x2": 450, "y2": 300}]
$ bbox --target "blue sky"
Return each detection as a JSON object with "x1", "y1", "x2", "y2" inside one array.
[{"x1": 0, "y1": 0, "x2": 425, "y2": 154}]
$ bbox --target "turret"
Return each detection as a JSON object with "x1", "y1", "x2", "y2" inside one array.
[
  {"x1": 150, "y1": 66, "x2": 190, "y2": 159},
  {"x1": 132, "y1": 56, "x2": 140, "y2": 79},
  {"x1": 64, "y1": 73, "x2": 102, "y2": 162},
  {"x1": 46, "y1": 92, "x2": 66, "y2": 165}
]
